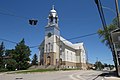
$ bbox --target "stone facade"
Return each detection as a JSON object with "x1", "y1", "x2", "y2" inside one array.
[{"x1": 44, "y1": 52, "x2": 56, "y2": 65}]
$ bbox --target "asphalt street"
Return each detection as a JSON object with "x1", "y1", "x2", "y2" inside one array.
[{"x1": 0, "y1": 70, "x2": 106, "y2": 80}]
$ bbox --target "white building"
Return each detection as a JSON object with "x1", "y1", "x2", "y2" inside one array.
[{"x1": 39, "y1": 6, "x2": 87, "y2": 69}]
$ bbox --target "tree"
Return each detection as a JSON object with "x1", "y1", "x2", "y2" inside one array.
[
  {"x1": 97, "y1": 17, "x2": 118, "y2": 72},
  {"x1": 103, "y1": 63, "x2": 115, "y2": 70},
  {"x1": 0, "y1": 42, "x2": 5, "y2": 68},
  {"x1": 4, "y1": 49, "x2": 17, "y2": 71},
  {"x1": 14, "y1": 39, "x2": 31, "y2": 70},
  {"x1": 94, "y1": 61, "x2": 104, "y2": 70},
  {"x1": 5, "y1": 49, "x2": 15, "y2": 58},
  {"x1": 104, "y1": 63, "x2": 108, "y2": 67},
  {"x1": 31, "y1": 53, "x2": 38, "y2": 65},
  {"x1": 97, "y1": 18, "x2": 118, "y2": 48},
  {"x1": 98, "y1": 24, "x2": 117, "y2": 48},
  {"x1": 5, "y1": 59, "x2": 17, "y2": 71},
  {"x1": 109, "y1": 64, "x2": 114, "y2": 70}
]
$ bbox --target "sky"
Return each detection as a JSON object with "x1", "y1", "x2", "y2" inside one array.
[{"x1": 0, "y1": 0, "x2": 119, "y2": 64}]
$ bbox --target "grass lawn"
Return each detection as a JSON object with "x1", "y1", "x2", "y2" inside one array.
[
  {"x1": 16, "y1": 69, "x2": 57, "y2": 73},
  {"x1": 4, "y1": 68, "x2": 80, "y2": 74}
]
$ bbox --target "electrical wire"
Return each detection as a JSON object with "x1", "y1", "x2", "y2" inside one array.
[
  {"x1": 66, "y1": 32, "x2": 97, "y2": 41},
  {"x1": 0, "y1": 7, "x2": 30, "y2": 19},
  {"x1": 0, "y1": 12, "x2": 29, "y2": 19},
  {"x1": 0, "y1": 8, "x2": 38, "y2": 26},
  {"x1": 0, "y1": 7, "x2": 98, "y2": 48},
  {"x1": 0, "y1": 38, "x2": 17, "y2": 44},
  {"x1": 0, "y1": 32, "x2": 97, "y2": 48},
  {"x1": 29, "y1": 32, "x2": 97, "y2": 48}
]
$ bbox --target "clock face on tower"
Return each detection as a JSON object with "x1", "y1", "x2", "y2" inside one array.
[{"x1": 47, "y1": 32, "x2": 52, "y2": 38}]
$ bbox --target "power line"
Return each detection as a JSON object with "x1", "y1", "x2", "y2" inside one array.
[
  {"x1": 0, "y1": 32, "x2": 98, "y2": 49},
  {"x1": 30, "y1": 32, "x2": 97, "y2": 48},
  {"x1": 0, "y1": 11, "x2": 38, "y2": 26},
  {"x1": 0, "y1": 11, "x2": 28, "y2": 19},
  {"x1": 66, "y1": 32, "x2": 97, "y2": 41},
  {"x1": 0, "y1": 7, "x2": 16, "y2": 14},
  {"x1": 0, "y1": 7, "x2": 29, "y2": 19},
  {"x1": 0, "y1": 32, "x2": 97, "y2": 48},
  {"x1": 0, "y1": 38, "x2": 17, "y2": 44},
  {"x1": 0, "y1": 7, "x2": 97, "y2": 48},
  {"x1": 29, "y1": 45, "x2": 40, "y2": 48},
  {"x1": 0, "y1": 7, "x2": 38, "y2": 26}
]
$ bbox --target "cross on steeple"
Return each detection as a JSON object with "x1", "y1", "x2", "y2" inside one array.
[{"x1": 52, "y1": 5, "x2": 55, "y2": 10}]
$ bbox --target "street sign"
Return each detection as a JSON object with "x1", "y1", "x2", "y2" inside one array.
[{"x1": 111, "y1": 32, "x2": 120, "y2": 43}]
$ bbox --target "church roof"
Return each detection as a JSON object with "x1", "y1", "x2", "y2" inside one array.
[
  {"x1": 39, "y1": 36, "x2": 84, "y2": 50},
  {"x1": 60, "y1": 36, "x2": 84, "y2": 50}
]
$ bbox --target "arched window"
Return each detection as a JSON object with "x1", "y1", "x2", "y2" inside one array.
[
  {"x1": 49, "y1": 15, "x2": 53, "y2": 22},
  {"x1": 60, "y1": 58, "x2": 62, "y2": 65},
  {"x1": 48, "y1": 43, "x2": 50, "y2": 52},
  {"x1": 55, "y1": 17, "x2": 57, "y2": 23}
]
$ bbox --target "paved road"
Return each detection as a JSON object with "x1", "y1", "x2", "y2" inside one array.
[{"x1": 0, "y1": 70, "x2": 105, "y2": 80}]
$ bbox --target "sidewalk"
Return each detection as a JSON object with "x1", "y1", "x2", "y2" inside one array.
[
  {"x1": 99, "y1": 71, "x2": 120, "y2": 80},
  {"x1": 105, "y1": 76, "x2": 120, "y2": 80}
]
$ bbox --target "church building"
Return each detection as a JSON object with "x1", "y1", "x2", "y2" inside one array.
[{"x1": 39, "y1": 6, "x2": 87, "y2": 69}]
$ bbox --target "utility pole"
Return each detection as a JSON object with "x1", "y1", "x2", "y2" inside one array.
[
  {"x1": 115, "y1": 0, "x2": 120, "y2": 28},
  {"x1": 114, "y1": 0, "x2": 120, "y2": 76},
  {"x1": 95, "y1": 0, "x2": 120, "y2": 76},
  {"x1": 94, "y1": 0, "x2": 114, "y2": 64},
  {"x1": 94, "y1": 0, "x2": 107, "y2": 32}
]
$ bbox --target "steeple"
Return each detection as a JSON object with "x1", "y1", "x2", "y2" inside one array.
[{"x1": 48, "y1": 5, "x2": 58, "y2": 26}]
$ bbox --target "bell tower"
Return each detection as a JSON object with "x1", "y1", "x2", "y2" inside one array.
[
  {"x1": 48, "y1": 5, "x2": 59, "y2": 26},
  {"x1": 44, "y1": 5, "x2": 60, "y2": 65},
  {"x1": 45, "y1": 5, "x2": 60, "y2": 38}
]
